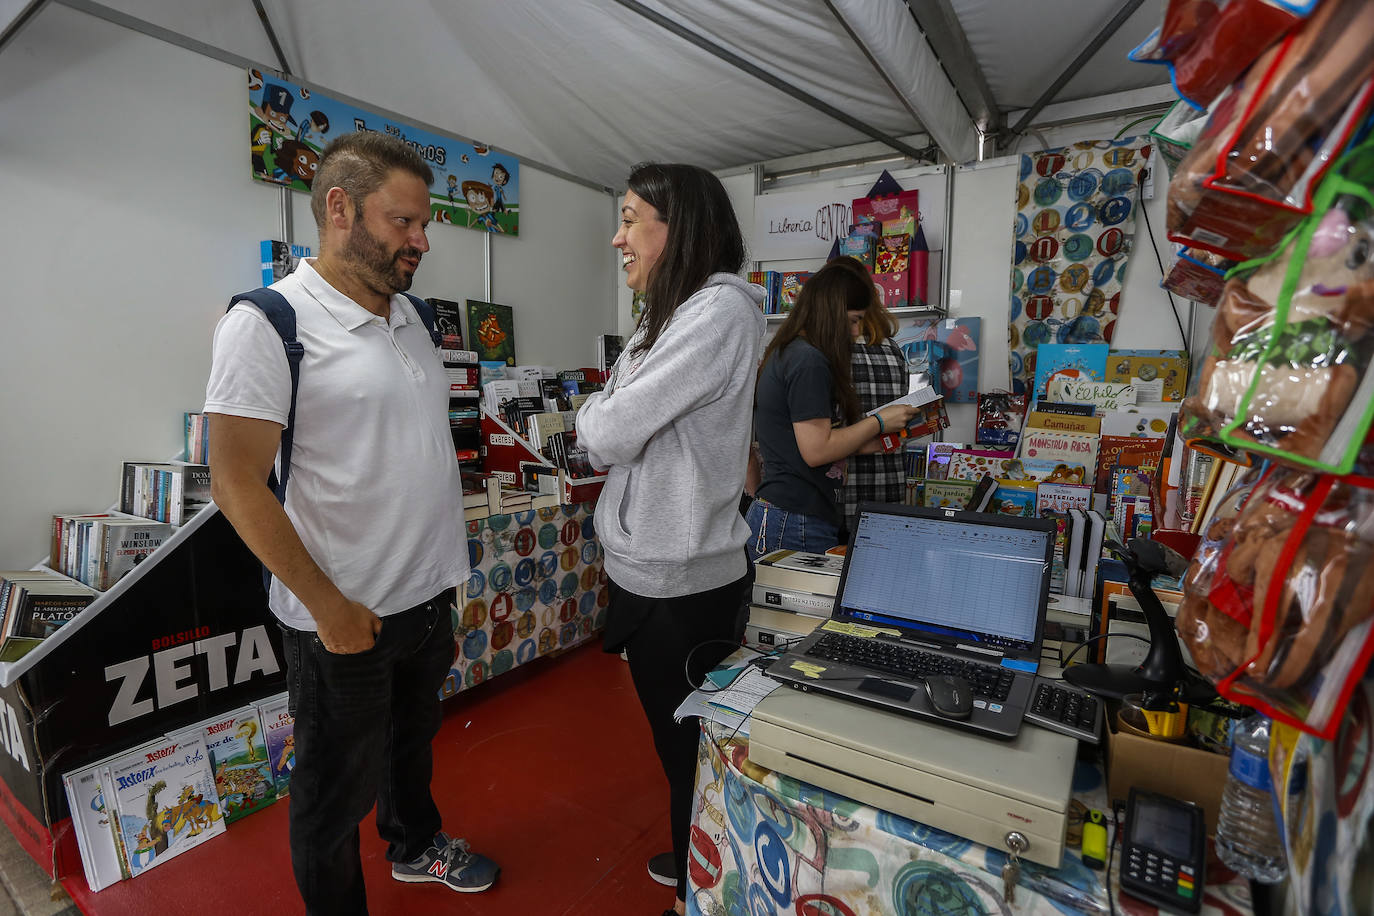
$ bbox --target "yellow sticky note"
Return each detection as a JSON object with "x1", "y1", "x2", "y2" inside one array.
[
  {"x1": 788, "y1": 661, "x2": 827, "y2": 679},
  {"x1": 820, "y1": 620, "x2": 901, "y2": 639}
]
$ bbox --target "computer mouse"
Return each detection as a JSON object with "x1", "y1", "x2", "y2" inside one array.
[{"x1": 923, "y1": 674, "x2": 974, "y2": 719}]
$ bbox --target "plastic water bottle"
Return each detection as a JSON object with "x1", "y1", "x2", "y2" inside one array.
[{"x1": 1214, "y1": 713, "x2": 1288, "y2": 883}]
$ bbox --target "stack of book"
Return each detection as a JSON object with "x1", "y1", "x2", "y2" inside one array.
[
  {"x1": 63, "y1": 691, "x2": 294, "y2": 892},
  {"x1": 183, "y1": 413, "x2": 210, "y2": 464},
  {"x1": 745, "y1": 550, "x2": 842, "y2": 651},
  {"x1": 440, "y1": 346, "x2": 481, "y2": 463},
  {"x1": 0, "y1": 569, "x2": 97, "y2": 659},
  {"x1": 50, "y1": 513, "x2": 173, "y2": 591},
  {"x1": 119, "y1": 461, "x2": 211, "y2": 526}
]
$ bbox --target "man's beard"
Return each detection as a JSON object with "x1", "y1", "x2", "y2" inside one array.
[{"x1": 344, "y1": 218, "x2": 420, "y2": 295}]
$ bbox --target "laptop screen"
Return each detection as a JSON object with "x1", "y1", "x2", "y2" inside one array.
[{"x1": 837, "y1": 507, "x2": 1052, "y2": 652}]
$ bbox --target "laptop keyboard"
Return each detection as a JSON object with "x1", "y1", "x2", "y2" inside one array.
[{"x1": 806, "y1": 632, "x2": 1015, "y2": 701}]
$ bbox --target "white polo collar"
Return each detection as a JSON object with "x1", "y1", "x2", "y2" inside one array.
[{"x1": 296, "y1": 258, "x2": 415, "y2": 332}]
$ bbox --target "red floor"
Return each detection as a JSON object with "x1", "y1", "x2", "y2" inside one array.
[{"x1": 62, "y1": 641, "x2": 678, "y2": 915}]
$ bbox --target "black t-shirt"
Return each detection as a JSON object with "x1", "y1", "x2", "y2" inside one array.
[{"x1": 755, "y1": 339, "x2": 844, "y2": 525}]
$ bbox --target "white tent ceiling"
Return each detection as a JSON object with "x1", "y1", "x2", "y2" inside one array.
[{"x1": 36, "y1": 0, "x2": 1173, "y2": 189}]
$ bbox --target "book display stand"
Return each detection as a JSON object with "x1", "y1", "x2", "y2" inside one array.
[{"x1": 0, "y1": 496, "x2": 608, "y2": 890}]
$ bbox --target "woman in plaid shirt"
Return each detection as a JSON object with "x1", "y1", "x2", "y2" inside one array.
[{"x1": 835, "y1": 260, "x2": 909, "y2": 537}]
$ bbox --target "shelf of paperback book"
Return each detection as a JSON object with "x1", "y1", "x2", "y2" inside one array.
[{"x1": 762, "y1": 303, "x2": 947, "y2": 323}]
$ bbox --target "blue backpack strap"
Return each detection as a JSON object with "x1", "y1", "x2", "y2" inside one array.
[
  {"x1": 228, "y1": 288, "x2": 304, "y2": 593},
  {"x1": 403, "y1": 293, "x2": 443, "y2": 347}
]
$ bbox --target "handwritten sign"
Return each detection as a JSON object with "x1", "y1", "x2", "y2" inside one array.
[
  {"x1": 1047, "y1": 378, "x2": 1137, "y2": 411},
  {"x1": 752, "y1": 187, "x2": 853, "y2": 260}
]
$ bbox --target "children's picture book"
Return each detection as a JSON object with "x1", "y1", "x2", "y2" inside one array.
[
  {"x1": 1094, "y1": 436, "x2": 1166, "y2": 493},
  {"x1": 106, "y1": 733, "x2": 224, "y2": 878},
  {"x1": 839, "y1": 234, "x2": 875, "y2": 269},
  {"x1": 779, "y1": 271, "x2": 811, "y2": 313},
  {"x1": 1046, "y1": 378, "x2": 1137, "y2": 411},
  {"x1": 1018, "y1": 430, "x2": 1100, "y2": 475},
  {"x1": 195, "y1": 706, "x2": 276, "y2": 823},
  {"x1": 895, "y1": 318, "x2": 981, "y2": 403},
  {"x1": 989, "y1": 481, "x2": 1037, "y2": 517},
  {"x1": 1036, "y1": 482, "x2": 1093, "y2": 515},
  {"x1": 258, "y1": 240, "x2": 309, "y2": 286},
  {"x1": 945, "y1": 448, "x2": 1016, "y2": 482},
  {"x1": 426, "y1": 298, "x2": 465, "y2": 349},
  {"x1": 257, "y1": 693, "x2": 295, "y2": 795},
  {"x1": 1031, "y1": 343, "x2": 1109, "y2": 402},
  {"x1": 921, "y1": 478, "x2": 976, "y2": 509},
  {"x1": 1106, "y1": 349, "x2": 1189, "y2": 401},
  {"x1": 466, "y1": 300, "x2": 516, "y2": 366},
  {"x1": 1004, "y1": 458, "x2": 1090, "y2": 485},
  {"x1": 1024, "y1": 410, "x2": 1102, "y2": 436},
  {"x1": 1098, "y1": 404, "x2": 1177, "y2": 438},
  {"x1": 923, "y1": 441, "x2": 965, "y2": 480}
]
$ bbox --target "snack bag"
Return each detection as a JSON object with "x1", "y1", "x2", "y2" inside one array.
[{"x1": 1180, "y1": 137, "x2": 1374, "y2": 473}]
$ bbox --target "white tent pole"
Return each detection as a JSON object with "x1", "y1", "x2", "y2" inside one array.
[
  {"x1": 248, "y1": 0, "x2": 291, "y2": 76},
  {"x1": 0, "y1": 0, "x2": 48, "y2": 57}
]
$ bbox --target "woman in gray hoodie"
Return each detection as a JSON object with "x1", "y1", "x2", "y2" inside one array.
[{"x1": 577, "y1": 162, "x2": 764, "y2": 916}]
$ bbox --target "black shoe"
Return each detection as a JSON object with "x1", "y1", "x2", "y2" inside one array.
[{"x1": 647, "y1": 851, "x2": 677, "y2": 887}]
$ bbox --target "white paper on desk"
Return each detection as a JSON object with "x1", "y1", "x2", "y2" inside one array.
[{"x1": 672, "y1": 662, "x2": 781, "y2": 737}]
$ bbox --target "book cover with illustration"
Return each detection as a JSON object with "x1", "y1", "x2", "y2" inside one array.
[
  {"x1": 1105, "y1": 349, "x2": 1188, "y2": 401},
  {"x1": 1030, "y1": 343, "x2": 1109, "y2": 402},
  {"x1": 194, "y1": 706, "x2": 277, "y2": 822},
  {"x1": 1018, "y1": 430, "x2": 1100, "y2": 475},
  {"x1": 989, "y1": 480, "x2": 1038, "y2": 517},
  {"x1": 945, "y1": 448, "x2": 1016, "y2": 482},
  {"x1": 779, "y1": 271, "x2": 811, "y2": 313},
  {"x1": 466, "y1": 300, "x2": 516, "y2": 366},
  {"x1": 921, "y1": 478, "x2": 975, "y2": 509},
  {"x1": 1036, "y1": 482, "x2": 1093, "y2": 515},
  {"x1": 259, "y1": 240, "x2": 310, "y2": 286},
  {"x1": 426, "y1": 298, "x2": 465, "y2": 349},
  {"x1": 257, "y1": 693, "x2": 295, "y2": 794},
  {"x1": 894, "y1": 318, "x2": 982, "y2": 403},
  {"x1": 106, "y1": 734, "x2": 224, "y2": 878}
]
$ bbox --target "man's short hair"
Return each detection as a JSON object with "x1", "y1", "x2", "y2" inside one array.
[{"x1": 310, "y1": 132, "x2": 435, "y2": 228}]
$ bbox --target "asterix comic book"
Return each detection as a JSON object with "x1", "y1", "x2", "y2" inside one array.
[
  {"x1": 106, "y1": 733, "x2": 224, "y2": 878},
  {"x1": 187, "y1": 706, "x2": 277, "y2": 823},
  {"x1": 257, "y1": 692, "x2": 295, "y2": 795}
]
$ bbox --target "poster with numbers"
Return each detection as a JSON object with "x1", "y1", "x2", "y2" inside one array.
[{"x1": 1008, "y1": 139, "x2": 1151, "y2": 396}]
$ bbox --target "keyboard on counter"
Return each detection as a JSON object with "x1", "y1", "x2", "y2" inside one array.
[
  {"x1": 806, "y1": 631, "x2": 1015, "y2": 701},
  {"x1": 1025, "y1": 677, "x2": 1102, "y2": 743}
]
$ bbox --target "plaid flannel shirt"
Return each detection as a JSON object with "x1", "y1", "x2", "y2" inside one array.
[{"x1": 838, "y1": 338, "x2": 908, "y2": 533}]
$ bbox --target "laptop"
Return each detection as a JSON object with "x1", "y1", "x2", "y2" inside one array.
[{"x1": 763, "y1": 503, "x2": 1055, "y2": 740}]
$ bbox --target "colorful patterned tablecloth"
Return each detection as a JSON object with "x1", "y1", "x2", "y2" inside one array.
[
  {"x1": 688, "y1": 723, "x2": 1255, "y2": 916},
  {"x1": 443, "y1": 503, "x2": 608, "y2": 697}
]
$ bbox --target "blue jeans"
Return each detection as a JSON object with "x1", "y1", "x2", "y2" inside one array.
[
  {"x1": 280, "y1": 590, "x2": 455, "y2": 916},
  {"x1": 745, "y1": 498, "x2": 840, "y2": 562}
]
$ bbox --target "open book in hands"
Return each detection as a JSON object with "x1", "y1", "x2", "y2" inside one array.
[{"x1": 867, "y1": 384, "x2": 949, "y2": 450}]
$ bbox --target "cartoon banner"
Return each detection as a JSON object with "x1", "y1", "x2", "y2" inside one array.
[
  {"x1": 1008, "y1": 139, "x2": 1152, "y2": 395},
  {"x1": 248, "y1": 69, "x2": 519, "y2": 235}
]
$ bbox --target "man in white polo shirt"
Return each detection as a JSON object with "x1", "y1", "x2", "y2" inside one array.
[{"x1": 204, "y1": 132, "x2": 498, "y2": 915}]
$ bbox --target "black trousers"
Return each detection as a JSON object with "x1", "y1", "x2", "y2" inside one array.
[
  {"x1": 605, "y1": 570, "x2": 751, "y2": 901},
  {"x1": 280, "y1": 590, "x2": 455, "y2": 916}
]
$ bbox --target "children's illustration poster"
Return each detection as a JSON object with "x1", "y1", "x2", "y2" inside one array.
[
  {"x1": 467, "y1": 300, "x2": 516, "y2": 366},
  {"x1": 893, "y1": 317, "x2": 981, "y2": 403},
  {"x1": 1008, "y1": 139, "x2": 1152, "y2": 395},
  {"x1": 248, "y1": 69, "x2": 519, "y2": 235}
]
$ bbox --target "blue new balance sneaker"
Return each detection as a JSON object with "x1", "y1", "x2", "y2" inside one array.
[{"x1": 392, "y1": 832, "x2": 500, "y2": 893}]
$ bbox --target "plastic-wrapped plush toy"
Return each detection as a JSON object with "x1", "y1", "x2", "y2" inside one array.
[{"x1": 1181, "y1": 146, "x2": 1374, "y2": 473}]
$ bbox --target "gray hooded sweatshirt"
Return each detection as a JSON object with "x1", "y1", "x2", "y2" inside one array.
[{"x1": 577, "y1": 273, "x2": 765, "y2": 598}]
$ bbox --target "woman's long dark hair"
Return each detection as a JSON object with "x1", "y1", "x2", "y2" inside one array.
[
  {"x1": 626, "y1": 162, "x2": 745, "y2": 357},
  {"x1": 758, "y1": 260, "x2": 868, "y2": 424}
]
